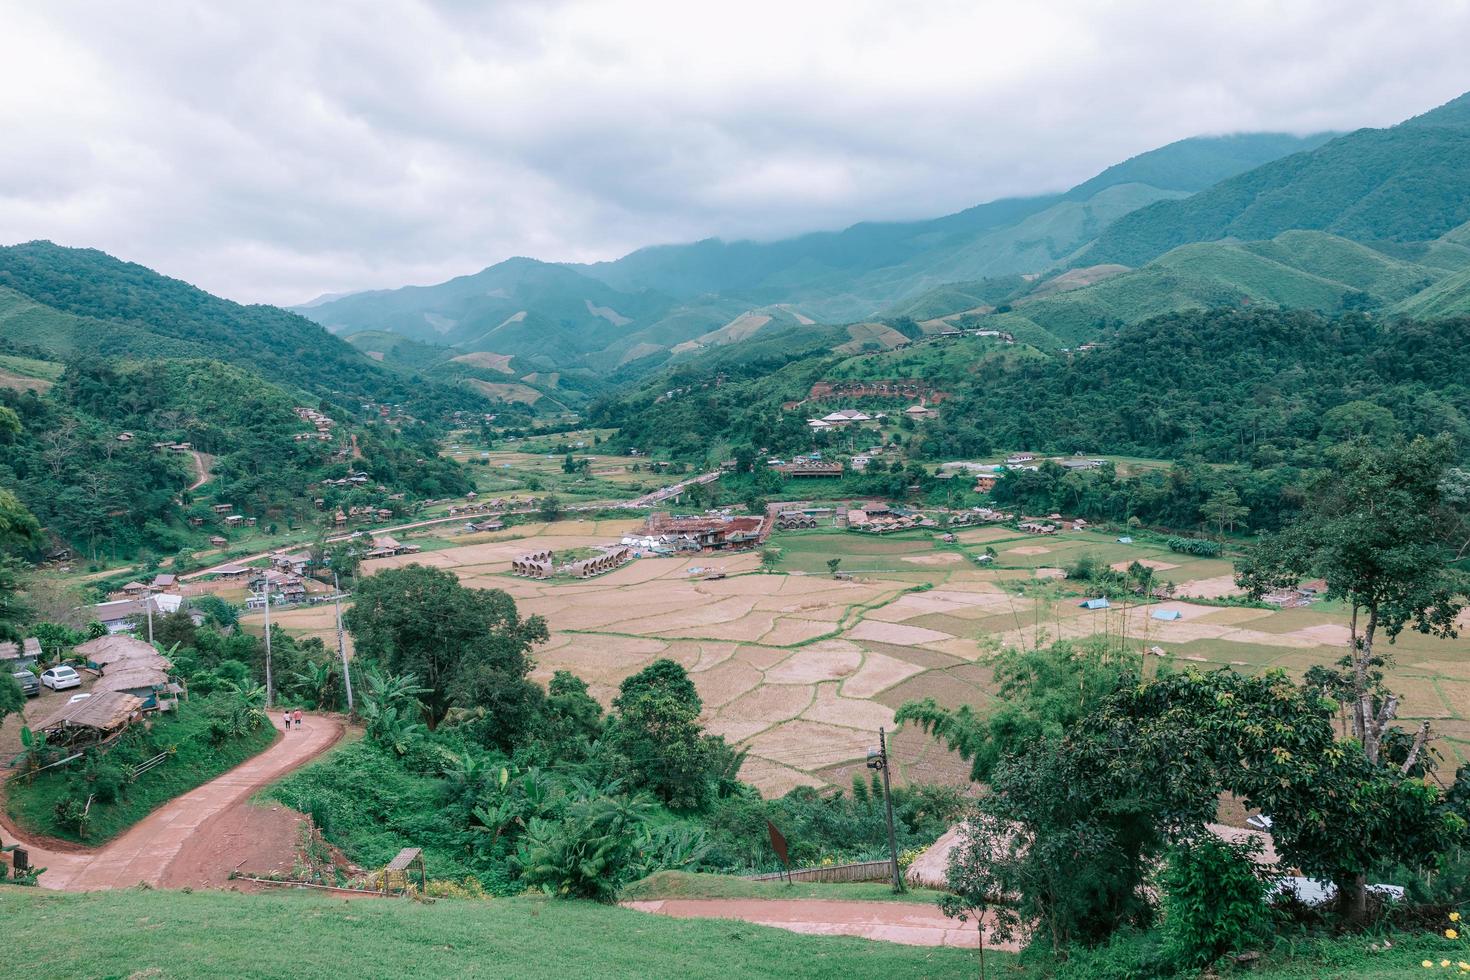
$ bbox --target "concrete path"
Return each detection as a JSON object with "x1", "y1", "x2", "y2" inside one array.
[
  {"x1": 621, "y1": 898, "x2": 1011, "y2": 949},
  {"x1": 3, "y1": 713, "x2": 343, "y2": 890}
]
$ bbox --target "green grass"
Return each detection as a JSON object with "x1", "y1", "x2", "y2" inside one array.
[
  {"x1": 6, "y1": 703, "x2": 278, "y2": 843},
  {"x1": 0, "y1": 352, "x2": 64, "y2": 380},
  {"x1": 623, "y1": 871, "x2": 945, "y2": 906},
  {"x1": 0, "y1": 885, "x2": 994, "y2": 979}
]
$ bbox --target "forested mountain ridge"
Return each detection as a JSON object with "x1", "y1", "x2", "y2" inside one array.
[
  {"x1": 0, "y1": 243, "x2": 484, "y2": 559},
  {"x1": 0, "y1": 241, "x2": 486, "y2": 416},
  {"x1": 297, "y1": 132, "x2": 1332, "y2": 370},
  {"x1": 1077, "y1": 92, "x2": 1470, "y2": 268}
]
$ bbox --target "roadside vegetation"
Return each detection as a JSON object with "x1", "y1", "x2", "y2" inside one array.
[{"x1": 5, "y1": 690, "x2": 277, "y2": 843}]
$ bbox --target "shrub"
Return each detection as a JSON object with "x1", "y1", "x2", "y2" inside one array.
[
  {"x1": 1159, "y1": 836, "x2": 1275, "y2": 967},
  {"x1": 1165, "y1": 536, "x2": 1221, "y2": 557}
]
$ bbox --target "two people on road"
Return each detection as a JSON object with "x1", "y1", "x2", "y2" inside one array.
[{"x1": 282, "y1": 708, "x2": 303, "y2": 732}]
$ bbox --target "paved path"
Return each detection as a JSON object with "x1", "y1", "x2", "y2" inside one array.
[
  {"x1": 2, "y1": 713, "x2": 343, "y2": 891},
  {"x1": 622, "y1": 898, "x2": 1011, "y2": 949}
]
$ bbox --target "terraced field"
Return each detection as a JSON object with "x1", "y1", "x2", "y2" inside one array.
[{"x1": 282, "y1": 524, "x2": 1470, "y2": 795}]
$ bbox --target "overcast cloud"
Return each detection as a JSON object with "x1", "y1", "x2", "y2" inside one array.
[{"x1": 3, "y1": 0, "x2": 1469, "y2": 305}]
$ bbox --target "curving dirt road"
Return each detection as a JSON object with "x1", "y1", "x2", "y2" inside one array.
[
  {"x1": 2, "y1": 712, "x2": 344, "y2": 891},
  {"x1": 622, "y1": 898, "x2": 1013, "y2": 949}
]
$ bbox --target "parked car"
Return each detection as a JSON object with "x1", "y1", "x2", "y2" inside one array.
[
  {"x1": 40, "y1": 665, "x2": 82, "y2": 691},
  {"x1": 11, "y1": 669, "x2": 39, "y2": 697}
]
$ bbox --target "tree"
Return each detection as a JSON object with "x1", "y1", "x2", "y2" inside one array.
[
  {"x1": 539, "y1": 494, "x2": 563, "y2": 521},
  {"x1": 897, "y1": 640, "x2": 1138, "y2": 782},
  {"x1": 345, "y1": 565, "x2": 549, "y2": 728},
  {"x1": 0, "y1": 673, "x2": 24, "y2": 727},
  {"x1": 1235, "y1": 436, "x2": 1464, "y2": 781},
  {"x1": 614, "y1": 659, "x2": 701, "y2": 714},
  {"x1": 1200, "y1": 487, "x2": 1249, "y2": 539},
  {"x1": 826, "y1": 557, "x2": 842, "y2": 577},
  {"x1": 607, "y1": 659, "x2": 716, "y2": 810},
  {"x1": 758, "y1": 548, "x2": 780, "y2": 573}
]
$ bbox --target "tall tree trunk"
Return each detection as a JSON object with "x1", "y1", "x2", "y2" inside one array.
[{"x1": 1344, "y1": 873, "x2": 1369, "y2": 925}]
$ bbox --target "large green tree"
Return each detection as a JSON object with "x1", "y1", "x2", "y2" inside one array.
[
  {"x1": 605, "y1": 659, "x2": 717, "y2": 810},
  {"x1": 344, "y1": 564, "x2": 548, "y2": 731},
  {"x1": 1236, "y1": 436, "x2": 1464, "y2": 769}
]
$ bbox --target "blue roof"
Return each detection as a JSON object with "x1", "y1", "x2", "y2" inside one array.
[
  {"x1": 1152, "y1": 609, "x2": 1182, "y2": 621},
  {"x1": 1080, "y1": 598, "x2": 1110, "y2": 610}
]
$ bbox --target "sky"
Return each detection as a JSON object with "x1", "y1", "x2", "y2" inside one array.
[{"x1": 3, "y1": 1, "x2": 1470, "y2": 306}]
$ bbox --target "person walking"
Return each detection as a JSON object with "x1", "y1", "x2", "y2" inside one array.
[
  {"x1": 282, "y1": 709, "x2": 291, "y2": 733},
  {"x1": 293, "y1": 707, "x2": 303, "y2": 729}
]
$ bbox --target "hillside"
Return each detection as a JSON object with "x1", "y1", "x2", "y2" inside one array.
[
  {"x1": 902, "y1": 230, "x2": 1454, "y2": 347},
  {"x1": 579, "y1": 132, "x2": 1333, "y2": 310},
  {"x1": 299, "y1": 132, "x2": 1330, "y2": 370},
  {"x1": 0, "y1": 242, "x2": 483, "y2": 416},
  {"x1": 0, "y1": 356, "x2": 468, "y2": 558},
  {"x1": 1079, "y1": 92, "x2": 1470, "y2": 267}
]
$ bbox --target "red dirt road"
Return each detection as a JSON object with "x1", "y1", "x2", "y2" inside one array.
[
  {"x1": 622, "y1": 898, "x2": 1014, "y2": 949},
  {"x1": 3, "y1": 713, "x2": 343, "y2": 891}
]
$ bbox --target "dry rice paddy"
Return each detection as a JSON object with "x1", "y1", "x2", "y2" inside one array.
[{"x1": 263, "y1": 525, "x2": 1470, "y2": 794}]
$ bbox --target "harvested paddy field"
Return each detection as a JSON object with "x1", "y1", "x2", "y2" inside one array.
[{"x1": 282, "y1": 525, "x2": 1470, "y2": 792}]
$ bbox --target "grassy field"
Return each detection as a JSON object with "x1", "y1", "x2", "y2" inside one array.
[
  {"x1": 0, "y1": 886, "x2": 993, "y2": 979},
  {"x1": 0, "y1": 885, "x2": 1460, "y2": 978},
  {"x1": 5, "y1": 702, "x2": 278, "y2": 843}
]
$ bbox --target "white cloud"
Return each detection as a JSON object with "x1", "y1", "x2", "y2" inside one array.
[{"x1": 1, "y1": 0, "x2": 1468, "y2": 304}]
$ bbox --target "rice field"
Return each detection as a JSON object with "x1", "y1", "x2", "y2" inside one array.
[{"x1": 268, "y1": 524, "x2": 1470, "y2": 794}]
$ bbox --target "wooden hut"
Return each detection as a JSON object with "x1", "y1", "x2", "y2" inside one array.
[{"x1": 33, "y1": 691, "x2": 145, "y2": 746}]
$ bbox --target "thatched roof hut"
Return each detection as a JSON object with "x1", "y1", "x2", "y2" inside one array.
[
  {"x1": 33, "y1": 691, "x2": 145, "y2": 741},
  {"x1": 74, "y1": 635, "x2": 172, "y2": 671}
]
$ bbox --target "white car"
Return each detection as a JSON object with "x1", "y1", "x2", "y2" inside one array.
[{"x1": 41, "y1": 666, "x2": 82, "y2": 691}]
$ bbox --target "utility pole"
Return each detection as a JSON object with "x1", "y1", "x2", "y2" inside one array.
[
  {"x1": 261, "y1": 577, "x2": 274, "y2": 709},
  {"x1": 144, "y1": 584, "x2": 155, "y2": 645},
  {"x1": 868, "y1": 726, "x2": 905, "y2": 893},
  {"x1": 334, "y1": 572, "x2": 354, "y2": 716}
]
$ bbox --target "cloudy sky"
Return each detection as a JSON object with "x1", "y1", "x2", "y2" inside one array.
[{"x1": 3, "y1": 1, "x2": 1469, "y2": 305}]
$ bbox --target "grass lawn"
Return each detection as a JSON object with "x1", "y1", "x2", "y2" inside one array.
[
  {"x1": 0, "y1": 886, "x2": 994, "y2": 979},
  {"x1": 5, "y1": 702, "x2": 278, "y2": 843},
  {"x1": 623, "y1": 870, "x2": 946, "y2": 905}
]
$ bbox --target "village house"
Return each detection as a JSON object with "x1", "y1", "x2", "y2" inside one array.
[
  {"x1": 641, "y1": 513, "x2": 766, "y2": 551},
  {"x1": 0, "y1": 637, "x2": 42, "y2": 672},
  {"x1": 773, "y1": 460, "x2": 845, "y2": 478},
  {"x1": 92, "y1": 593, "x2": 186, "y2": 634},
  {"x1": 151, "y1": 573, "x2": 178, "y2": 592},
  {"x1": 904, "y1": 404, "x2": 938, "y2": 420},
  {"x1": 209, "y1": 535, "x2": 228, "y2": 547},
  {"x1": 271, "y1": 551, "x2": 311, "y2": 575},
  {"x1": 366, "y1": 536, "x2": 421, "y2": 559},
  {"x1": 211, "y1": 503, "x2": 233, "y2": 514},
  {"x1": 973, "y1": 474, "x2": 998, "y2": 493}
]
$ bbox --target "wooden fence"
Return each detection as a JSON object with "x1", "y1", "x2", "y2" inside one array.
[{"x1": 747, "y1": 860, "x2": 894, "y2": 884}]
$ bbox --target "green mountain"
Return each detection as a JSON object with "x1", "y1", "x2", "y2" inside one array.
[
  {"x1": 895, "y1": 228, "x2": 1462, "y2": 348},
  {"x1": 0, "y1": 242, "x2": 481, "y2": 415},
  {"x1": 298, "y1": 132, "x2": 1331, "y2": 368},
  {"x1": 577, "y1": 133, "x2": 1333, "y2": 318},
  {"x1": 1079, "y1": 93, "x2": 1470, "y2": 268}
]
